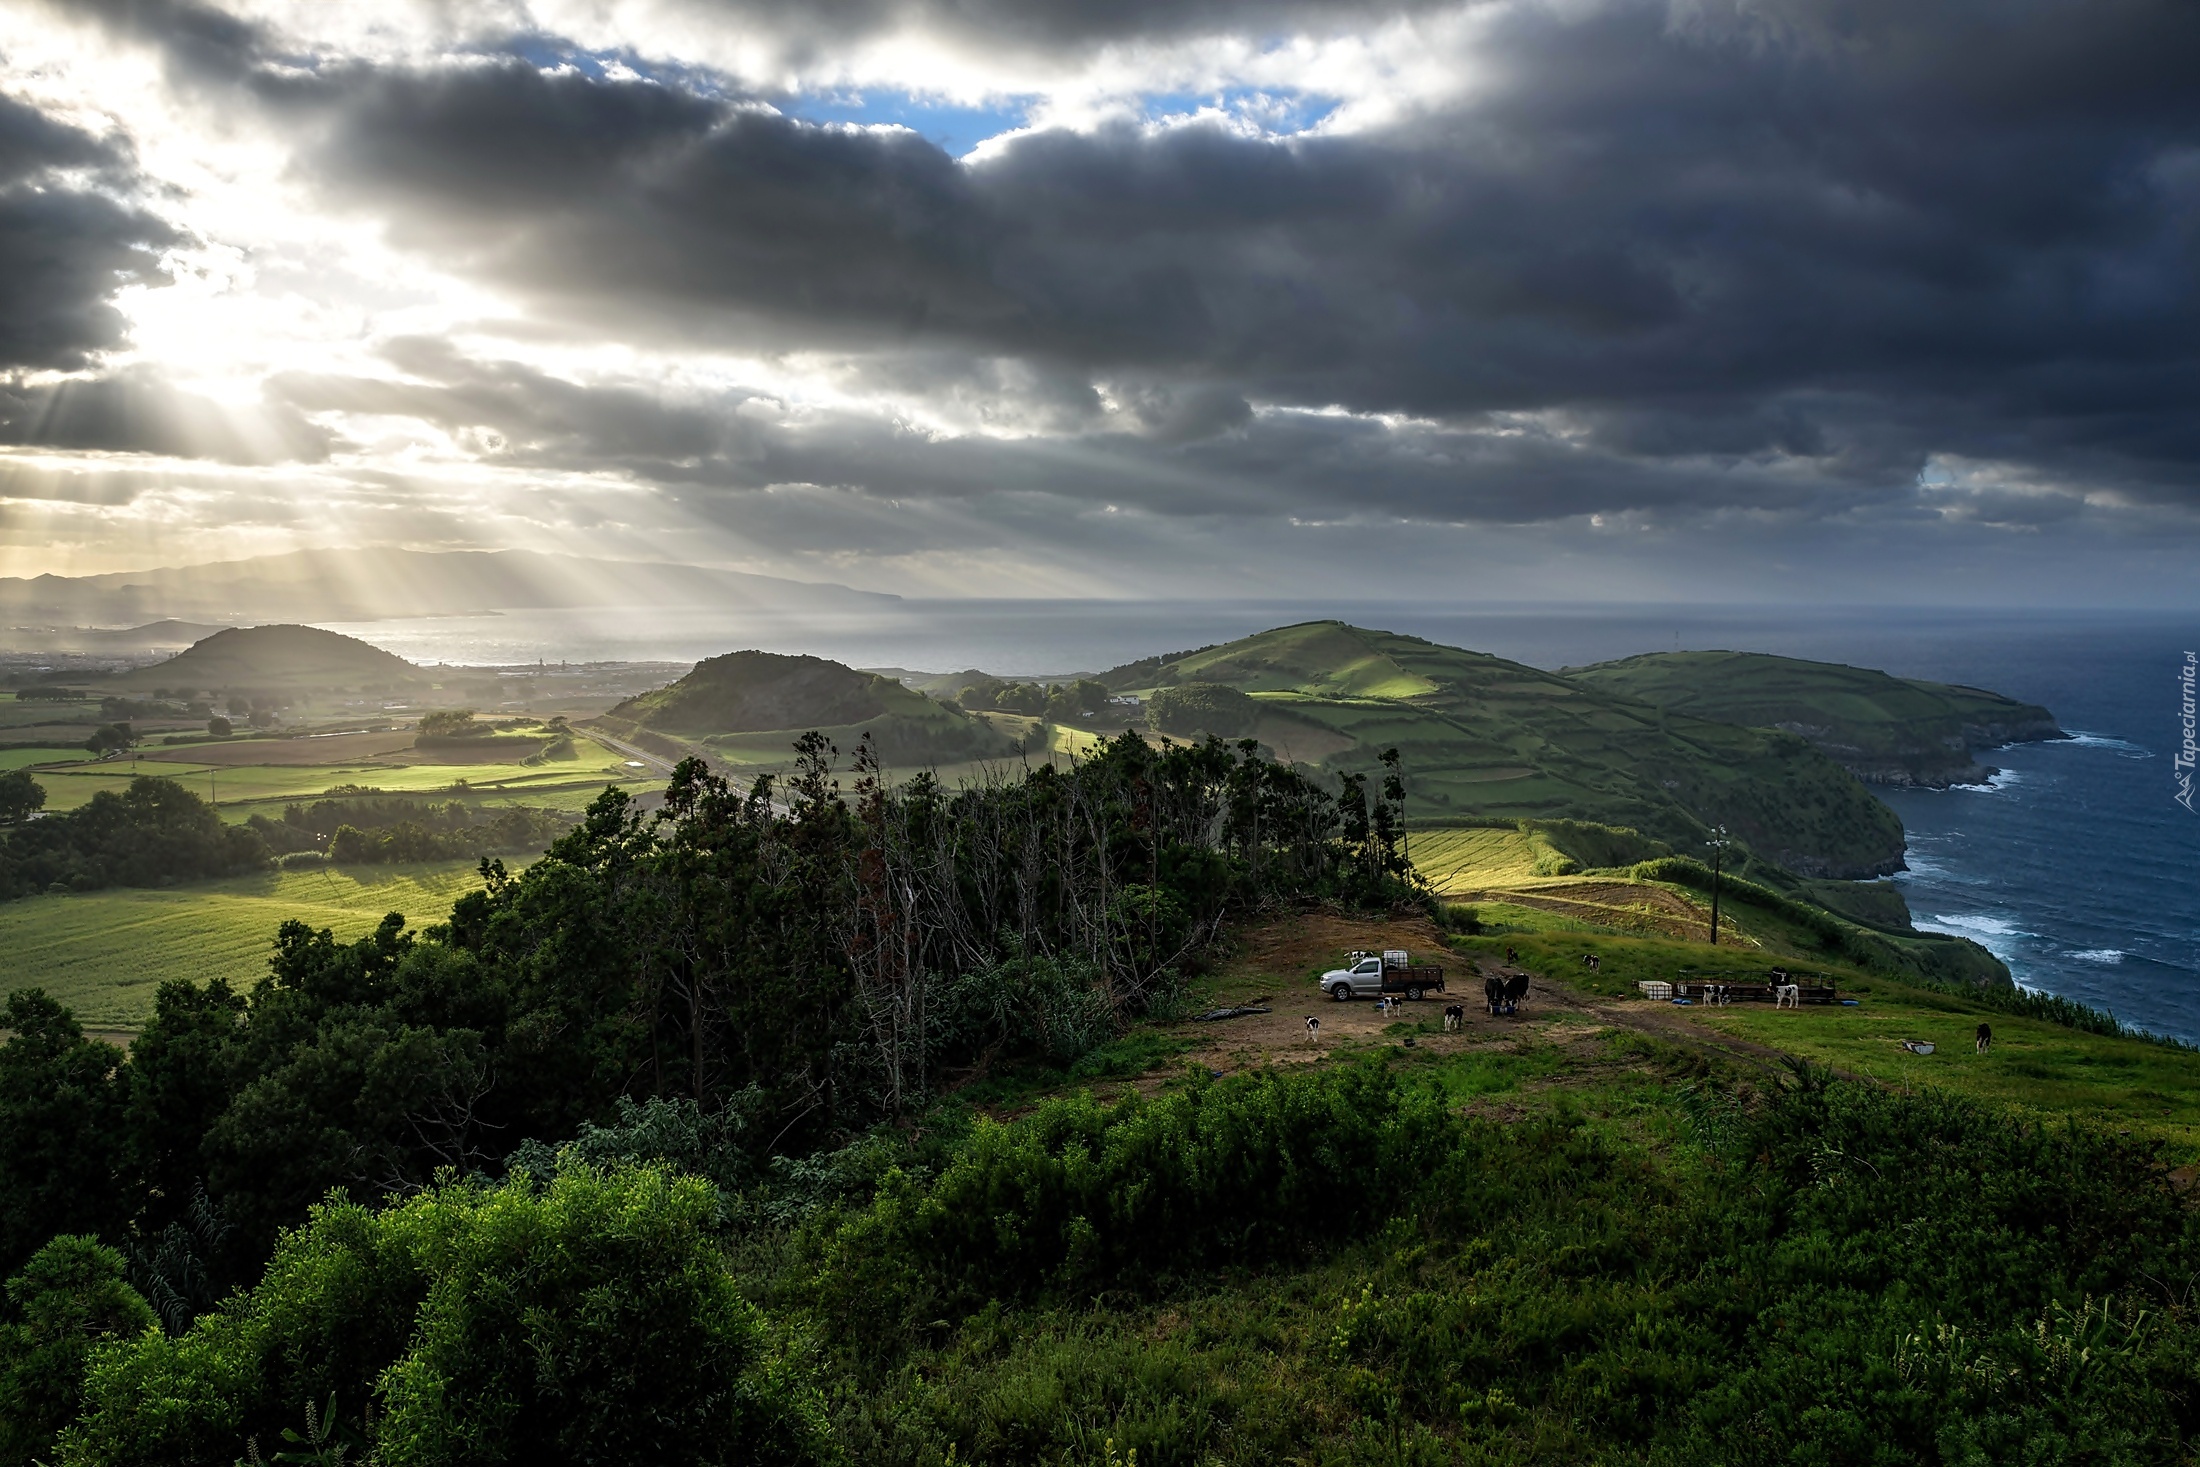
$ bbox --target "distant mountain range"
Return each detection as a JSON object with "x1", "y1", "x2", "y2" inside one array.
[
  {"x1": 0, "y1": 548, "x2": 896, "y2": 632},
  {"x1": 0, "y1": 620, "x2": 228, "y2": 655}
]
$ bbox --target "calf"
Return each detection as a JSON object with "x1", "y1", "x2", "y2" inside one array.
[
  {"x1": 1976, "y1": 1022, "x2": 1992, "y2": 1054},
  {"x1": 1307, "y1": 1015, "x2": 1320, "y2": 1038},
  {"x1": 1443, "y1": 1004, "x2": 1464, "y2": 1033},
  {"x1": 1774, "y1": 983, "x2": 1801, "y2": 1009}
]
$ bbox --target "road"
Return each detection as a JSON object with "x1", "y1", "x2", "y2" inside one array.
[{"x1": 586, "y1": 730, "x2": 682, "y2": 777}]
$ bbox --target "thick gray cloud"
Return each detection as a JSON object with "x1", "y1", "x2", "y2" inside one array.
[
  {"x1": 0, "y1": 94, "x2": 177, "y2": 371},
  {"x1": 246, "y1": 0, "x2": 2198, "y2": 515},
  {"x1": 20, "y1": 0, "x2": 2200, "y2": 554}
]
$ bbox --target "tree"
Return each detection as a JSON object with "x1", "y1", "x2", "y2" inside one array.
[
  {"x1": 0, "y1": 771, "x2": 42, "y2": 824},
  {"x1": 83, "y1": 724, "x2": 133, "y2": 757},
  {"x1": 0, "y1": 992, "x2": 129, "y2": 1279},
  {"x1": 417, "y1": 710, "x2": 482, "y2": 740},
  {"x1": 124, "y1": 981, "x2": 247, "y2": 1237},
  {"x1": 206, "y1": 716, "x2": 231, "y2": 738},
  {"x1": 0, "y1": 1236, "x2": 154, "y2": 1467},
  {"x1": 1148, "y1": 682, "x2": 1261, "y2": 737}
]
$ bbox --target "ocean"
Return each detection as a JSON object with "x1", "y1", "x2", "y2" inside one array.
[{"x1": 324, "y1": 601, "x2": 2200, "y2": 1039}]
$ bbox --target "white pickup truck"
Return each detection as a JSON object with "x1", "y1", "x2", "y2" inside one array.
[{"x1": 1321, "y1": 949, "x2": 1448, "y2": 1002}]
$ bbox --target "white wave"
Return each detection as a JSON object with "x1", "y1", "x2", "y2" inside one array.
[
  {"x1": 2072, "y1": 948, "x2": 2127, "y2": 964},
  {"x1": 2062, "y1": 732, "x2": 2152, "y2": 757},
  {"x1": 1918, "y1": 912, "x2": 2032, "y2": 940}
]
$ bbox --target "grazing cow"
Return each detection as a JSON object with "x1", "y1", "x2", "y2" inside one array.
[
  {"x1": 1976, "y1": 1022, "x2": 1992, "y2": 1054},
  {"x1": 1444, "y1": 1004, "x2": 1464, "y2": 1032},
  {"x1": 1505, "y1": 946, "x2": 1518, "y2": 964},
  {"x1": 1774, "y1": 984, "x2": 1801, "y2": 1009},
  {"x1": 1307, "y1": 1015, "x2": 1320, "y2": 1037},
  {"x1": 1502, "y1": 972, "x2": 1530, "y2": 1015},
  {"x1": 1484, "y1": 973, "x2": 1504, "y2": 1015},
  {"x1": 1580, "y1": 953, "x2": 1602, "y2": 971}
]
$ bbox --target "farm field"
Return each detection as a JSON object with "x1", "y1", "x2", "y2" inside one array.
[
  {"x1": 10, "y1": 733, "x2": 656, "y2": 817},
  {"x1": 1409, "y1": 824, "x2": 1546, "y2": 888},
  {"x1": 0, "y1": 860, "x2": 508, "y2": 1032}
]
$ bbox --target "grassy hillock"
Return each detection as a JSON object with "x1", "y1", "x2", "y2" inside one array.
[
  {"x1": 1565, "y1": 649, "x2": 2064, "y2": 786},
  {"x1": 110, "y1": 624, "x2": 423, "y2": 692},
  {"x1": 1106, "y1": 621, "x2": 1906, "y2": 879},
  {"x1": 602, "y1": 649, "x2": 1016, "y2": 766}
]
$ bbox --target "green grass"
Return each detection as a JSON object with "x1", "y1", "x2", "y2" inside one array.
[
  {"x1": 18, "y1": 746, "x2": 654, "y2": 815},
  {"x1": 1566, "y1": 648, "x2": 2059, "y2": 781},
  {"x1": 0, "y1": 746, "x2": 85, "y2": 770},
  {"x1": 1411, "y1": 824, "x2": 1556, "y2": 888},
  {"x1": 0, "y1": 861, "x2": 510, "y2": 1032},
  {"x1": 1107, "y1": 621, "x2": 1907, "y2": 878},
  {"x1": 1448, "y1": 921, "x2": 2200, "y2": 1161}
]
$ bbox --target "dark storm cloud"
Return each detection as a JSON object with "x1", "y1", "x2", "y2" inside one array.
[
  {"x1": 0, "y1": 371, "x2": 331, "y2": 464},
  {"x1": 0, "y1": 94, "x2": 178, "y2": 372},
  {"x1": 275, "y1": 342, "x2": 1885, "y2": 539},
  {"x1": 241, "y1": 0, "x2": 2199, "y2": 519},
  {"x1": 48, "y1": 0, "x2": 2200, "y2": 525}
]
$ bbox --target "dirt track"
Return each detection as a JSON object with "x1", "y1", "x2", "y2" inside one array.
[{"x1": 1168, "y1": 910, "x2": 1798, "y2": 1082}]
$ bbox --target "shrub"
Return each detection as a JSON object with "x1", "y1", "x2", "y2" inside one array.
[
  {"x1": 827, "y1": 1063, "x2": 1460, "y2": 1320},
  {"x1": 1147, "y1": 683, "x2": 1261, "y2": 738},
  {"x1": 415, "y1": 710, "x2": 482, "y2": 740},
  {"x1": 0, "y1": 1236, "x2": 155, "y2": 1467},
  {"x1": 63, "y1": 1168, "x2": 832, "y2": 1467}
]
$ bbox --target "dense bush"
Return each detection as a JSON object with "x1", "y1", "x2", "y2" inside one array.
[
  {"x1": 0, "y1": 777, "x2": 266, "y2": 900},
  {"x1": 1147, "y1": 682, "x2": 1263, "y2": 737},
  {"x1": 828, "y1": 1064, "x2": 2200, "y2": 1464},
  {"x1": 829, "y1": 1064, "x2": 1460, "y2": 1318},
  {"x1": 248, "y1": 797, "x2": 573, "y2": 862},
  {"x1": 0, "y1": 1237, "x2": 154, "y2": 1467},
  {"x1": 61, "y1": 1167, "x2": 831, "y2": 1467}
]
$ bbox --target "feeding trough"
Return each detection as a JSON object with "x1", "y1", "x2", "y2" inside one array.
[{"x1": 1901, "y1": 1040, "x2": 1935, "y2": 1055}]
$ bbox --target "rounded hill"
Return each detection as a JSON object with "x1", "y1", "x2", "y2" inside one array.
[
  {"x1": 1104, "y1": 621, "x2": 1909, "y2": 880},
  {"x1": 605, "y1": 650, "x2": 1017, "y2": 765},
  {"x1": 120, "y1": 624, "x2": 422, "y2": 690}
]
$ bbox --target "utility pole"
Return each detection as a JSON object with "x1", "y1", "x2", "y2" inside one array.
[{"x1": 1705, "y1": 824, "x2": 1730, "y2": 945}]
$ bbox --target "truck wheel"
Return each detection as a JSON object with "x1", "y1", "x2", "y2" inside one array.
[
  {"x1": 1331, "y1": 984, "x2": 1351, "y2": 1001},
  {"x1": 1406, "y1": 987, "x2": 1423, "y2": 1002}
]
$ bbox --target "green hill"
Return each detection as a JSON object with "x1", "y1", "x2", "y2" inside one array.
[
  {"x1": 602, "y1": 650, "x2": 1016, "y2": 765},
  {"x1": 1565, "y1": 649, "x2": 2064, "y2": 786},
  {"x1": 115, "y1": 624, "x2": 422, "y2": 691},
  {"x1": 1106, "y1": 621, "x2": 1906, "y2": 879}
]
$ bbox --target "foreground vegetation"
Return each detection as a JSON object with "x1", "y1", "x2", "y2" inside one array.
[
  {"x1": 18, "y1": 1048, "x2": 2200, "y2": 1465},
  {"x1": 3, "y1": 729, "x2": 2194, "y2": 1465}
]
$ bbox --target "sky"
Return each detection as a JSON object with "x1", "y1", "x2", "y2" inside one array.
[{"x1": 0, "y1": 0, "x2": 2193, "y2": 603}]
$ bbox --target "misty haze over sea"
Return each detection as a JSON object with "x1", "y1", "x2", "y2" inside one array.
[{"x1": 328, "y1": 600, "x2": 2200, "y2": 1039}]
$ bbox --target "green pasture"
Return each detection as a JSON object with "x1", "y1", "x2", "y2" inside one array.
[
  {"x1": 1699, "y1": 994, "x2": 2200, "y2": 1157},
  {"x1": 0, "y1": 861, "x2": 509, "y2": 1032},
  {"x1": 0, "y1": 746, "x2": 85, "y2": 771},
  {"x1": 13, "y1": 740, "x2": 655, "y2": 816},
  {"x1": 1451, "y1": 922, "x2": 2200, "y2": 1161},
  {"x1": 1410, "y1": 824, "x2": 1546, "y2": 888}
]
